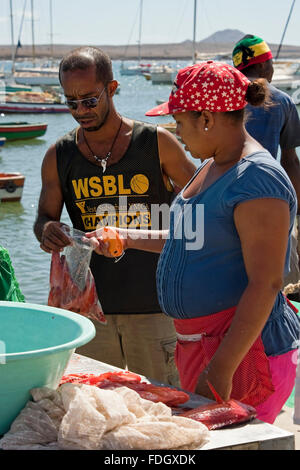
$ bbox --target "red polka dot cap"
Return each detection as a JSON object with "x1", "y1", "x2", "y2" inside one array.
[{"x1": 145, "y1": 61, "x2": 251, "y2": 116}]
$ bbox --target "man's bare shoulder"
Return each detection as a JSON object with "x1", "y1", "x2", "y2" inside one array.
[
  {"x1": 42, "y1": 143, "x2": 57, "y2": 167},
  {"x1": 156, "y1": 124, "x2": 196, "y2": 187},
  {"x1": 156, "y1": 123, "x2": 178, "y2": 142}
]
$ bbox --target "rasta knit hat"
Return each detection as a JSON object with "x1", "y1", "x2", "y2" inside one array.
[
  {"x1": 232, "y1": 35, "x2": 273, "y2": 71},
  {"x1": 145, "y1": 61, "x2": 250, "y2": 116}
]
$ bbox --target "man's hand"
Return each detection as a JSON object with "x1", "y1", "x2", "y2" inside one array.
[{"x1": 40, "y1": 221, "x2": 72, "y2": 253}]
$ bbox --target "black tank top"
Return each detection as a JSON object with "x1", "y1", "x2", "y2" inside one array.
[{"x1": 56, "y1": 121, "x2": 174, "y2": 314}]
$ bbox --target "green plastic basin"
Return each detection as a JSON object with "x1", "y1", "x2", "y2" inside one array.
[{"x1": 0, "y1": 301, "x2": 96, "y2": 435}]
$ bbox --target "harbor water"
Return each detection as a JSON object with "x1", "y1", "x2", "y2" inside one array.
[{"x1": 0, "y1": 59, "x2": 299, "y2": 305}]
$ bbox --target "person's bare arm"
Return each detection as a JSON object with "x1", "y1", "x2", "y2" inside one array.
[
  {"x1": 33, "y1": 144, "x2": 72, "y2": 253},
  {"x1": 157, "y1": 126, "x2": 196, "y2": 189},
  {"x1": 86, "y1": 227, "x2": 168, "y2": 256},
  {"x1": 280, "y1": 148, "x2": 300, "y2": 213},
  {"x1": 195, "y1": 198, "x2": 290, "y2": 400}
]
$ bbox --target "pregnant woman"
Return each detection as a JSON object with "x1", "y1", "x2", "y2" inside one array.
[{"x1": 87, "y1": 61, "x2": 300, "y2": 424}]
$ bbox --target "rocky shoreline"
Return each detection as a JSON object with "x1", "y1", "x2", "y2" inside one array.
[{"x1": 1, "y1": 41, "x2": 300, "y2": 61}]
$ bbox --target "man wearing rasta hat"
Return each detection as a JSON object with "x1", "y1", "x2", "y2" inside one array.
[
  {"x1": 233, "y1": 35, "x2": 273, "y2": 72},
  {"x1": 233, "y1": 34, "x2": 300, "y2": 288}
]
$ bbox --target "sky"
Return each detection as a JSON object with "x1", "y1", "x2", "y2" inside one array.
[{"x1": 0, "y1": 0, "x2": 299, "y2": 48}]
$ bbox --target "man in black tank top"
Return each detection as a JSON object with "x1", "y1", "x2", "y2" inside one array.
[{"x1": 33, "y1": 46, "x2": 196, "y2": 386}]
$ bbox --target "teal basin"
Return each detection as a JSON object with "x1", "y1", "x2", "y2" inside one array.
[{"x1": 0, "y1": 301, "x2": 96, "y2": 435}]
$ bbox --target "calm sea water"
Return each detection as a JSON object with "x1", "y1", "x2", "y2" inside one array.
[{"x1": 1, "y1": 59, "x2": 299, "y2": 305}]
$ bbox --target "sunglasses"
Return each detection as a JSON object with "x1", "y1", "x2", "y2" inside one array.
[{"x1": 65, "y1": 87, "x2": 106, "y2": 110}]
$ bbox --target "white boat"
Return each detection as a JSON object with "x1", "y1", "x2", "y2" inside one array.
[
  {"x1": 150, "y1": 65, "x2": 178, "y2": 85},
  {"x1": 120, "y1": 62, "x2": 152, "y2": 76},
  {"x1": 0, "y1": 91, "x2": 69, "y2": 113},
  {"x1": 0, "y1": 172, "x2": 25, "y2": 202},
  {"x1": 14, "y1": 67, "x2": 60, "y2": 86},
  {"x1": 119, "y1": 0, "x2": 154, "y2": 76},
  {"x1": 272, "y1": 62, "x2": 300, "y2": 105},
  {"x1": 8, "y1": 0, "x2": 59, "y2": 86},
  {"x1": 0, "y1": 100, "x2": 69, "y2": 114},
  {"x1": 0, "y1": 76, "x2": 32, "y2": 93}
]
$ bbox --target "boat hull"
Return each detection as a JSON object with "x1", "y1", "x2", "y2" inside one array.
[
  {"x1": 151, "y1": 71, "x2": 177, "y2": 85},
  {"x1": 0, "y1": 84, "x2": 32, "y2": 93},
  {"x1": 14, "y1": 75, "x2": 60, "y2": 86},
  {"x1": 0, "y1": 123, "x2": 48, "y2": 140},
  {"x1": 273, "y1": 81, "x2": 300, "y2": 105},
  {"x1": 0, "y1": 173, "x2": 25, "y2": 202},
  {"x1": 0, "y1": 102, "x2": 69, "y2": 114}
]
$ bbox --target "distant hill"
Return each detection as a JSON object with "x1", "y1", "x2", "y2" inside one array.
[
  {"x1": 0, "y1": 29, "x2": 300, "y2": 61},
  {"x1": 200, "y1": 29, "x2": 245, "y2": 44}
]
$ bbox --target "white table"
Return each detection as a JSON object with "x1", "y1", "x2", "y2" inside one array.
[{"x1": 65, "y1": 353, "x2": 295, "y2": 450}]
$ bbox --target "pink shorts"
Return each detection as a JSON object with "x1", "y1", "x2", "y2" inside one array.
[{"x1": 255, "y1": 349, "x2": 297, "y2": 424}]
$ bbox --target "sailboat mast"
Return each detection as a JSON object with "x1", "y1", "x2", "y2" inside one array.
[
  {"x1": 9, "y1": 0, "x2": 16, "y2": 73},
  {"x1": 193, "y1": 0, "x2": 197, "y2": 63},
  {"x1": 49, "y1": 0, "x2": 54, "y2": 64},
  {"x1": 138, "y1": 0, "x2": 143, "y2": 63},
  {"x1": 275, "y1": 0, "x2": 296, "y2": 60},
  {"x1": 15, "y1": 0, "x2": 27, "y2": 60},
  {"x1": 31, "y1": 0, "x2": 36, "y2": 65}
]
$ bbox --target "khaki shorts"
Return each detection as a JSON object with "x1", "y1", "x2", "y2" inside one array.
[{"x1": 76, "y1": 312, "x2": 180, "y2": 387}]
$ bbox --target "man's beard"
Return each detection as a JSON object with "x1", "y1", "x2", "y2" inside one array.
[{"x1": 83, "y1": 105, "x2": 110, "y2": 132}]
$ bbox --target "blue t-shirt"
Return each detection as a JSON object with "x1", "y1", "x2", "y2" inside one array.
[
  {"x1": 156, "y1": 151, "x2": 300, "y2": 356},
  {"x1": 245, "y1": 84, "x2": 300, "y2": 159}
]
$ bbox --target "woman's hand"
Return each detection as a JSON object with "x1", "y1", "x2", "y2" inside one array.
[
  {"x1": 195, "y1": 366, "x2": 233, "y2": 402},
  {"x1": 85, "y1": 227, "x2": 127, "y2": 257},
  {"x1": 86, "y1": 227, "x2": 168, "y2": 255}
]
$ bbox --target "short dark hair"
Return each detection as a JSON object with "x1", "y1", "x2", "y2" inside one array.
[{"x1": 59, "y1": 46, "x2": 113, "y2": 85}]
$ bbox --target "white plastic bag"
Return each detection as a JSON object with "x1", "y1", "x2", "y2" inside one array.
[{"x1": 48, "y1": 227, "x2": 106, "y2": 323}]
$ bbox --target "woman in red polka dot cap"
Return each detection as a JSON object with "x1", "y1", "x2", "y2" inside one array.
[{"x1": 91, "y1": 61, "x2": 300, "y2": 424}]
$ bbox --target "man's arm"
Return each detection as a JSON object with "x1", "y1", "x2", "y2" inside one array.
[
  {"x1": 280, "y1": 148, "x2": 300, "y2": 213},
  {"x1": 157, "y1": 126, "x2": 197, "y2": 189},
  {"x1": 33, "y1": 144, "x2": 72, "y2": 253}
]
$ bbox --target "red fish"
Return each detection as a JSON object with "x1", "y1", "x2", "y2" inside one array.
[
  {"x1": 48, "y1": 252, "x2": 106, "y2": 323},
  {"x1": 179, "y1": 381, "x2": 257, "y2": 430},
  {"x1": 59, "y1": 371, "x2": 190, "y2": 407}
]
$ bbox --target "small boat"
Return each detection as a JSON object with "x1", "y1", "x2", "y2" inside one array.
[
  {"x1": 0, "y1": 91, "x2": 69, "y2": 114},
  {"x1": 0, "y1": 81, "x2": 32, "y2": 93},
  {"x1": 13, "y1": 67, "x2": 60, "y2": 86},
  {"x1": 0, "y1": 122, "x2": 47, "y2": 140},
  {"x1": 272, "y1": 62, "x2": 300, "y2": 104},
  {"x1": 120, "y1": 62, "x2": 152, "y2": 76},
  {"x1": 0, "y1": 137, "x2": 6, "y2": 147},
  {"x1": 150, "y1": 65, "x2": 177, "y2": 85},
  {"x1": 0, "y1": 101, "x2": 69, "y2": 113},
  {"x1": 0, "y1": 173, "x2": 25, "y2": 202},
  {"x1": 142, "y1": 72, "x2": 151, "y2": 81}
]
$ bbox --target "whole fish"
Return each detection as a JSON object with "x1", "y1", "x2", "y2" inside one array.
[
  {"x1": 179, "y1": 381, "x2": 257, "y2": 430},
  {"x1": 48, "y1": 251, "x2": 106, "y2": 324},
  {"x1": 60, "y1": 371, "x2": 190, "y2": 407}
]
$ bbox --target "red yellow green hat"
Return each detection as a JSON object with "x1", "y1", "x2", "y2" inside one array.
[{"x1": 232, "y1": 35, "x2": 273, "y2": 71}]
